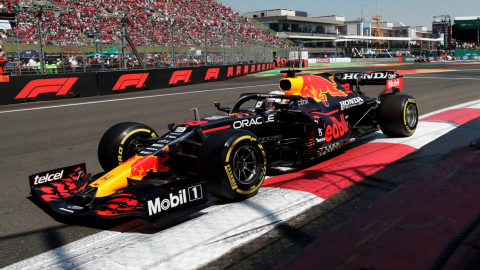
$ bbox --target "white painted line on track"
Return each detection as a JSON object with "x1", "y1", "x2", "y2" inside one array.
[{"x1": 0, "y1": 84, "x2": 277, "y2": 114}]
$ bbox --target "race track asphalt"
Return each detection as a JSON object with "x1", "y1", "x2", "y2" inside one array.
[{"x1": 0, "y1": 62, "x2": 479, "y2": 268}]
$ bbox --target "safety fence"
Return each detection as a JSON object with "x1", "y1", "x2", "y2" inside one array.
[
  {"x1": 1, "y1": 37, "x2": 274, "y2": 75},
  {"x1": 0, "y1": 62, "x2": 275, "y2": 105}
]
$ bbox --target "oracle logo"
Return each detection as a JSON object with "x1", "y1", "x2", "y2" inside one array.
[
  {"x1": 205, "y1": 68, "x2": 220, "y2": 80},
  {"x1": 15, "y1": 78, "x2": 78, "y2": 99},
  {"x1": 112, "y1": 73, "x2": 149, "y2": 90},
  {"x1": 169, "y1": 70, "x2": 193, "y2": 84}
]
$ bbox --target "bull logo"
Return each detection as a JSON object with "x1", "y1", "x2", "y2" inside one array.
[{"x1": 129, "y1": 155, "x2": 169, "y2": 180}]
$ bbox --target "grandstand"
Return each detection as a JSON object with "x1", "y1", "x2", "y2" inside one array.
[{"x1": 0, "y1": 0, "x2": 288, "y2": 47}]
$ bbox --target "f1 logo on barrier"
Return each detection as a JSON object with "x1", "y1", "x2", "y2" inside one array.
[
  {"x1": 205, "y1": 68, "x2": 220, "y2": 80},
  {"x1": 15, "y1": 78, "x2": 78, "y2": 99},
  {"x1": 112, "y1": 73, "x2": 149, "y2": 90},
  {"x1": 169, "y1": 70, "x2": 192, "y2": 84},
  {"x1": 227, "y1": 67, "x2": 234, "y2": 78}
]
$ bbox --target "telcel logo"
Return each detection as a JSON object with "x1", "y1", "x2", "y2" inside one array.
[
  {"x1": 147, "y1": 185, "x2": 203, "y2": 216},
  {"x1": 33, "y1": 170, "x2": 64, "y2": 185},
  {"x1": 233, "y1": 115, "x2": 274, "y2": 129}
]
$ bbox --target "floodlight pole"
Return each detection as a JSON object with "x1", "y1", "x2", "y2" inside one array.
[{"x1": 36, "y1": 8, "x2": 45, "y2": 74}]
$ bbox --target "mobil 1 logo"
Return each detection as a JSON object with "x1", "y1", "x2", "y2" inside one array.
[{"x1": 145, "y1": 182, "x2": 208, "y2": 219}]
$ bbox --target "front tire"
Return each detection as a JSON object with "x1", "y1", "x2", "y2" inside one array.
[
  {"x1": 98, "y1": 122, "x2": 157, "y2": 172},
  {"x1": 196, "y1": 129, "x2": 267, "y2": 201},
  {"x1": 378, "y1": 95, "x2": 418, "y2": 137}
]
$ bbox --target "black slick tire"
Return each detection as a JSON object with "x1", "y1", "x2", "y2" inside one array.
[
  {"x1": 196, "y1": 129, "x2": 267, "y2": 201},
  {"x1": 98, "y1": 122, "x2": 157, "y2": 172},
  {"x1": 378, "y1": 95, "x2": 418, "y2": 137}
]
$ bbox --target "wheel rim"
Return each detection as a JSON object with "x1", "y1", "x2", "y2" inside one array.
[
  {"x1": 126, "y1": 134, "x2": 149, "y2": 159},
  {"x1": 405, "y1": 103, "x2": 417, "y2": 127},
  {"x1": 232, "y1": 145, "x2": 260, "y2": 185}
]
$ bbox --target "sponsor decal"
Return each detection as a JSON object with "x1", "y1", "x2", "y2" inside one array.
[
  {"x1": 146, "y1": 147, "x2": 159, "y2": 151},
  {"x1": 257, "y1": 64, "x2": 261, "y2": 71},
  {"x1": 205, "y1": 68, "x2": 220, "y2": 80},
  {"x1": 225, "y1": 164, "x2": 238, "y2": 190},
  {"x1": 236, "y1": 66, "x2": 242, "y2": 75},
  {"x1": 59, "y1": 207, "x2": 74, "y2": 213},
  {"x1": 152, "y1": 144, "x2": 165, "y2": 147},
  {"x1": 165, "y1": 135, "x2": 177, "y2": 139},
  {"x1": 386, "y1": 77, "x2": 403, "y2": 90},
  {"x1": 227, "y1": 67, "x2": 234, "y2": 77},
  {"x1": 262, "y1": 64, "x2": 265, "y2": 70},
  {"x1": 251, "y1": 65, "x2": 255, "y2": 73},
  {"x1": 325, "y1": 114, "x2": 349, "y2": 142},
  {"x1": 340, "y1": 97, "x2": 364, "y2": 111},
  {"x1": 233, "y1": 115, "x2": 275, "y2": 129},
  {"x1": 293, "y1": 75, "x2": 347, "y2": 103},
  {"x1": 342, "y1": 72, "x2": 398, "y2": 80},
  {"x1": 174, "y1": 127, "x2": 187, "y2": 133},
  {"x1": 33, "y1": 170, "x2": 64, "y2": 185},
  {"x1": 169, "y1": 70, "x2": 192, "y2": 84},
  {"x1": 244, "y1": 65, "x2": 249, "y2": 74},
  {"x1": 316, "y1": 137, "x2": 325, "y2": 143},
  {"x1": 159, "y1": 139, "x2": 170, "y2": 144},
  {"x1": 67, "y1": 205, "x2": 84, "y2": 210},
  {"x1": 341, "y1": 83, "x2": 353, "y2": 93},
  {"x1": 15, "y1": 78, "x2": 78, "y2": 99},
  {"x1": 168, "y1": 133, "x2": 181, "y2": 136},
  {"x1": 297, "y1": 98, "x2": 309, "y2": 106},
  {"x1": 179, "y1": 120, "x2": 208, "y2": 126},
  {"x1": 140, "y1": 151, "x2": 153, "y2": 155},
  {"x1": 129, "y1": 155, "x2": 169, "y2": 180},
  {"x1": 112, "y1": 73, "x2": 149, "y2": 90},
  {"x1": 146, "y1": 184, "x2": 204, "y2": 216},
  {"x1": 99, "y1": 174, "x2": 114, "y2": 181},
  {"x1": 258, "y1": 135, "x2": 282, "y2": 143}
]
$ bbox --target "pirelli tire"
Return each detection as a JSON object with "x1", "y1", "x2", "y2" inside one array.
[
  {"x1": 378, "y1": 95, "x2": 418, "y2": 137},
  {"x1": 196, "y1": 129, "x2": 267, "y2": 201},
  {"x1": 98, "y1": 122, "x2": 157, "y2": 172}
]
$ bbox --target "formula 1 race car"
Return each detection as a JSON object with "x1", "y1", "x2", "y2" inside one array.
[
  {"x1": 29, "y1": 70, "x2": 418, "y2": 225},
  {"x1": 414, "y1": 56, "x2": 430, "y2": 63}
]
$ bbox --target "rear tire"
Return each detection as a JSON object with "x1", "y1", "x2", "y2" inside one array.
[
  {"x1": 196, "y1": 129, "x2": 267, "y2": 201},
  {"x1": 98, "y1": 122, "x2": 157, "y2": 172},
  {"x1": 378, "y1": 95, "x2": 418, "y2": 137}
]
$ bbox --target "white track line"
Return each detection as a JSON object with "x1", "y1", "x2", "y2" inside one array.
[
  {"x1": 0, "y1": 84, "x2": 277, "y2": 114},
  {"x1": 5, "y1": 98, "x2": 480, "y2": 270}
]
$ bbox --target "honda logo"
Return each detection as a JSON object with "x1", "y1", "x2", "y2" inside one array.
[
  {"x1": 169, "y1": 70, "x2": 192, "y2": 84},
  {"x1": 112, "y1": 73, "x2": 149, "y2": 90},
  {"x1": 15, "y1": 78, "x2": 78, "y2": 99}
]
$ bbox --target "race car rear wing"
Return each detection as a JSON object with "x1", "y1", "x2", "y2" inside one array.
[{"x1": 334, "y1": 71, "x2": 403, "y2": 97}]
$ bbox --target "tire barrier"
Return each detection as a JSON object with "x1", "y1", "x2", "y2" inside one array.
[{"x1": 0, "y1": 63, "x2": 275, "y2": 105}]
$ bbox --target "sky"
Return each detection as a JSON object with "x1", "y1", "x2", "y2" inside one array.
[{"x1": 221, "y1": 0, "x2": 479, "y2": 30}]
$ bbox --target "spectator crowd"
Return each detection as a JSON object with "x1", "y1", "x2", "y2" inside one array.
[{"x1": 0, "y1": 0, "x2": 288, "y2": 48}]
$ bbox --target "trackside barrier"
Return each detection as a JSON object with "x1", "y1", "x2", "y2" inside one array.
[{"x1": 0, "y1": 63, "x2": 274, "y2": 105}]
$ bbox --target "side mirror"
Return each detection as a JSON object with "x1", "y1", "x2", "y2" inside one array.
[{"x1": 214, "y1": 102, "x2": 220, "y2": 109}]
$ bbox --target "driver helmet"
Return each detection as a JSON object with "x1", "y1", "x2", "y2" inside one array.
[{"x1": 266, "y1": 90, "x2": 286, "y2": 109}]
